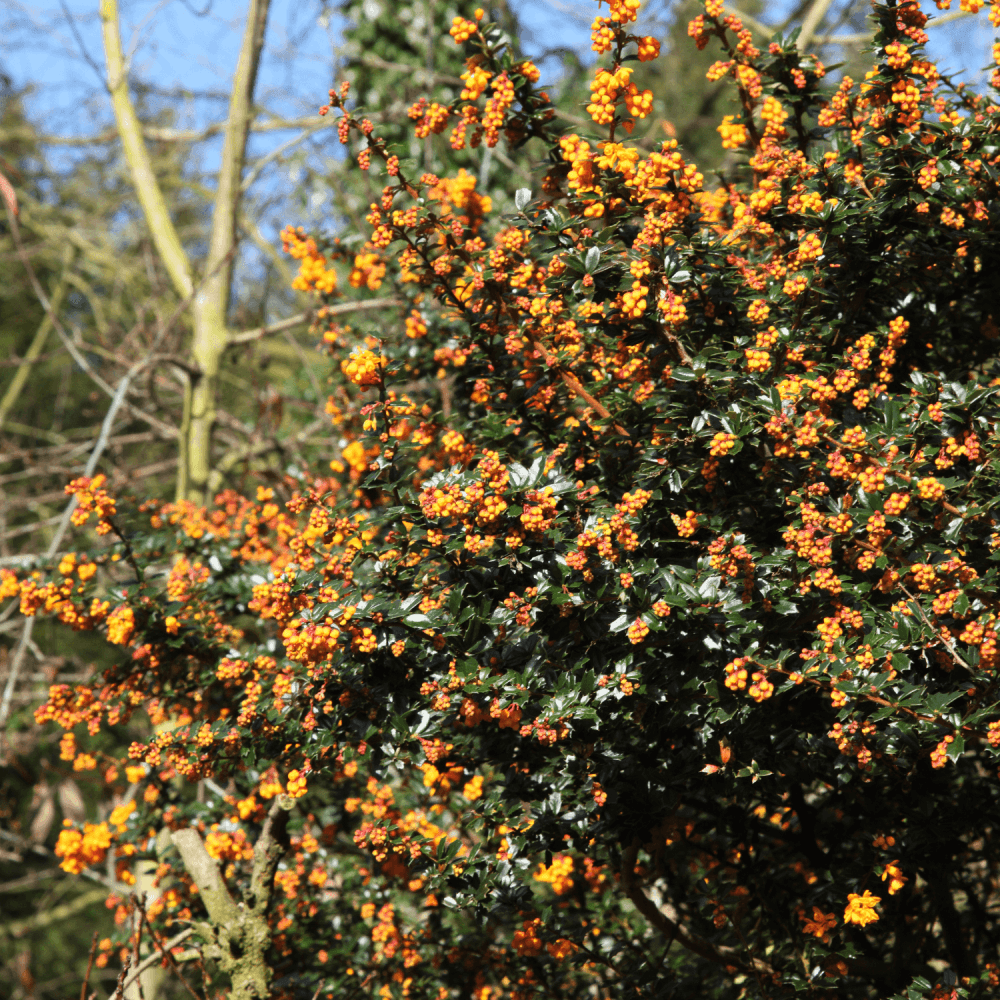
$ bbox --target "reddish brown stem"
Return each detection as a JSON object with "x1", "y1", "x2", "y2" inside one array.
[{"x1": 81, "y1": 931, "x2": 100, "y2": 1000}]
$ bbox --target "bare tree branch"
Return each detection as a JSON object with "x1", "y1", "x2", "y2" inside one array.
[
  {"x1": 100, "y1": 0, "x2": 195, "y2": 300},
  {"x1": 0, "y1": 114, "x2": 342, "y2": 148},
  {"x1": 816, "y1": 7, "x2": 973, "y2": 45},
  {"x1": 0, "y1": 368, "x2": 134, "y2": 732},
  {"x1": 226, "y1": 298, "x2": 404, "y2": 346},
  {"x1": 620, "y1": 842, "x2": 774, "y2": 976},
  {"x1": 170, "y1": 829, "x2": 240, "y2": 927},
  {"x1": 239, "y1": 118, "x2": 336, "y2": 193},
  {"x1": 0, "y1": 887, "x2": 108, "y2": 938},
  {"x1": 169, "y1": 796, "x2": 292, "y2": 999},
  {"x1": 797, "y1": 0, "x2": 838, "y2": 52},
  {"x1": 2, "y1": 197, "x2": 177, "y2": 438},
  {"x1": 1, "y1": 421, "x2": 70, "y2": 445}
]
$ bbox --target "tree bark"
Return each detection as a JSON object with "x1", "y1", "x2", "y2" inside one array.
[
  {"x1": 171, "y1": 796, "x2": 291, "y2": 999},
  {"x1": 100, "y1": 0, "x2": 273, "y2": 505},
  {"x1": 187, "y1": 0, "x2": 272, "y2": 503},
  {"x1": 100, "y1": 0, "x2": 194, "y2": 302}
]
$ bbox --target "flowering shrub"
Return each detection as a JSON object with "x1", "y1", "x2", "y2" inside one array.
[{"x1": 9, "y1": 1, "x2": 1000, "y2": 998}]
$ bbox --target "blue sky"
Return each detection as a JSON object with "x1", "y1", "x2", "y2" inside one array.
[
  {"x1": 6, "y1": 0, "x2": 991, "y2": 143},
  {"x1": 2, "y1": 0, "x2": 588, "y2": 142}
]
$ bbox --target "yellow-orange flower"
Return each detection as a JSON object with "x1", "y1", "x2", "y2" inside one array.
[
  {"x1": 341, "y1": 348, "x2": 386, "y2": 388},
  {"x1": 535, "y1": 854, "x2": 574, "y2": 894},
  {"x1": 106, "y1": 606, "x2": 135, "y2": 646},
  {"x1": 627, "y1": 617, "x2": 650, "y2": 644},
  {"x1": 546, "y1": 938, "x2": 577, "y2": 959},
  {"x1": 801, "y1": 906, "x2": 837, "y2": 939},
  {"x1": 55, "y1": 821, "x2": 112, "y2": 874},
  {"x1": 881, "y1": 860, "x2": 907, "y2": 895},
  {"x1": 843, "y1": 890, "x2": 880, "y2": 926}
]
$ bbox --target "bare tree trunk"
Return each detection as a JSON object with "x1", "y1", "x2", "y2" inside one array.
[
  {"x1": 188, "y1": 0, "x2": 271, "y2": 504},
  {"x1": 171, "y1": 797, "x2": 291, "y2": 998},
  {"x1": 100, "y1": 0, "x2": 194, "y2": 303},
  {"x1": 100, "y1": 0, "x2": 272, "y2": 505}
]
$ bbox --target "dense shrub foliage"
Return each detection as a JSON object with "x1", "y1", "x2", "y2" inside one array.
[{"x1": 6, "y1": 1, "x2": 1000, "y2": 997}]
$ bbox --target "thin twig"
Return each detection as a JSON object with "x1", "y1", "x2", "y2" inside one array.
[
  {"x1": 81, "y1": 931, "x2": 100, "y2": 1000},
  {"x1": 523, "y1": 330, "x2": 632, "y2": 438},
  {"x1": 58, "y1": 0, "x2": 108, "y2": 88},
  {"x1": 817, "y1": 7, "x2": 973, "y2": 44},
  {"x1": 0, "y1": 113, "x2": 347, "y2": 149},
  {"x1": 0, "y1": 516, "x2": 65, "y2": 550},
  {"x1": 239, "y1": 118, "x2": 335, "y2": 193},
  {"x1": 141, "y1": 908, "x2": 204, "y2": 1000},
  {"x1": 104, "y1": 930, "x2": 194, "y2": 1000},
  {"x1": 226, "y1": 299, "x2": 404, "y2": 346},
  {"x1": 357, "y1": 53, "x2": 462, "y2": 86},
  {"x1": 620, "y1": 841, "x2": 774, "y2": 975},
  {"x1": 897, "y1": 582, "x2": 974, "y2": 675},
  {"x1": 111, "y1": 955, "x2": 132, "y2": 1000},
  {"x1": 0, "y1": 419, "x2": 70, "y2": 444},
  {"x1": 0, "y1": 868, "x2": 60, "y2": 893},
  {"x1": 131, "y1": 895, "x2": 147, "y2": 1000}
]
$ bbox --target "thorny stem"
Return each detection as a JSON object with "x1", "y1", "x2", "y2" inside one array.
[
  {"x1": 81, "y1": 931, "x2": 100, "y2": 1000},
  {"x1": 111, "y1": 955, "x2": 133, "y2": 1000},
  {"x1": 130, "y1": 896, "x2": 147, "y2": 1000},
  {"x1": 897, "y1": 581, "x2": 974, "y2": 674},
  {"x1": 376, "y1": 359, "x2": 403, "y2": 507}
]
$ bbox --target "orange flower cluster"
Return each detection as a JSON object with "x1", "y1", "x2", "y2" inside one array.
[
  {"x1": 16, "y1": 571, "x2": 109, "y2": 633},
  {"x1": 341, "y1": 348, "x2": 386, "y2": 388},
  {"x1": 349, "y1": 250, "x2": 386, "y2": 291},
  {"x1": 66, "y1": 474, "x2": 117, "y2": 535},
  {"x1": 281, "y1": 225, "x2": 338, "y2": 295},
  {"x1": 534, "y1": 854, "x2": 574, "y2": 894},
  {"x1": 586, "y1": 66, "x2": 652, "y2": 127},
  {"x1": 55, "y1": 820, "x2": 113, "y2": 874},
  {"x1": 843, "y1": 891, "x2": 880, "y2": 927}
]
